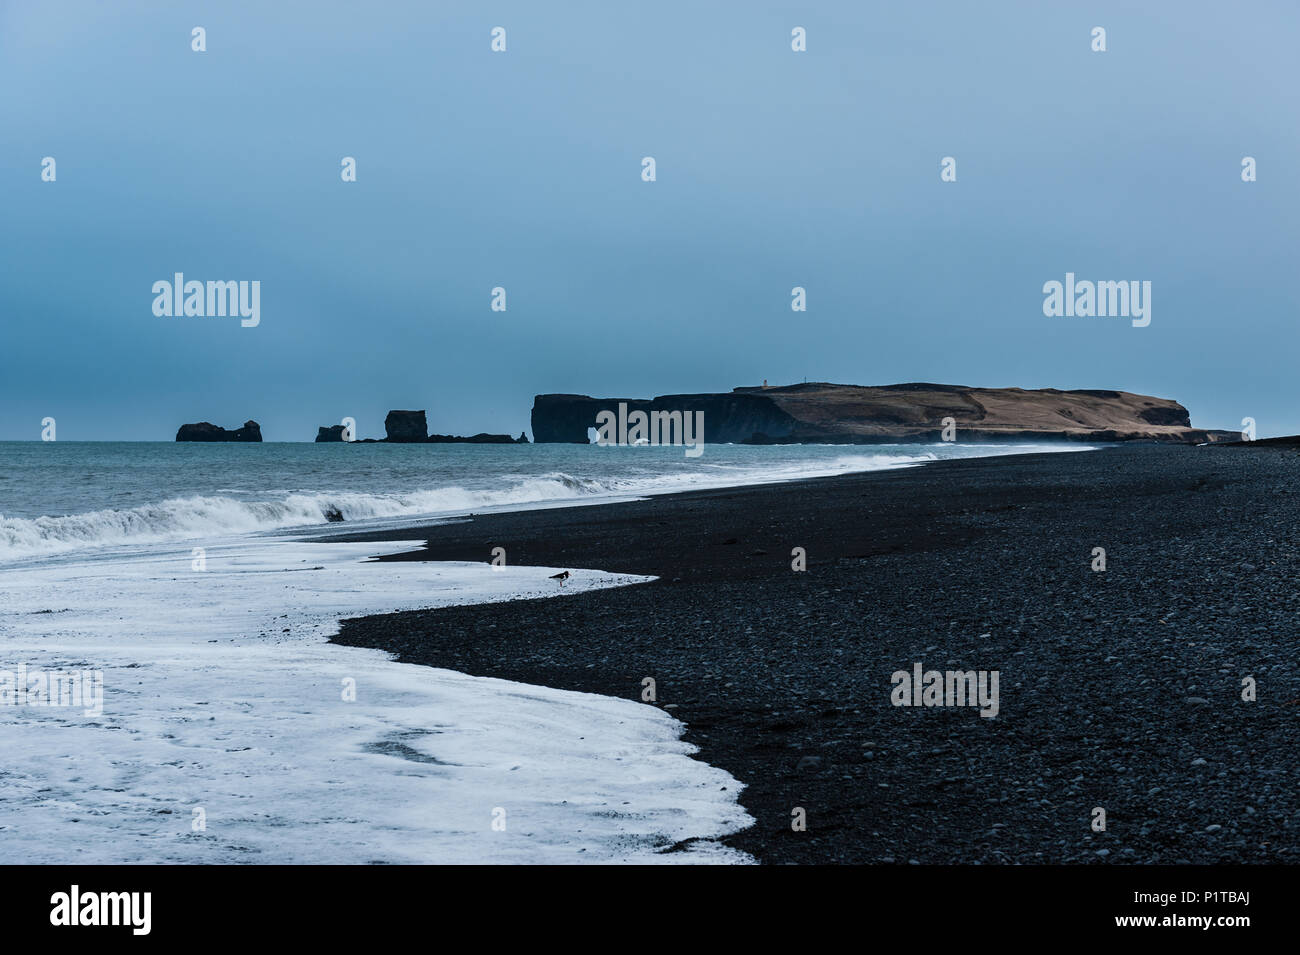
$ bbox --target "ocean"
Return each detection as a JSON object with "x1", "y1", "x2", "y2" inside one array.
[
  {"x1": 0, "y1": 441, "x2": 1091, "y2": 863},
  {"x1": 0, "y1": 441, "x2": 1092, "y2": 561}
]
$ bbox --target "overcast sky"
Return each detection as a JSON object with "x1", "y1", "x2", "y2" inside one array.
[{"x1": 2, "y1": 0, "x2": 1296, "y2": 440}]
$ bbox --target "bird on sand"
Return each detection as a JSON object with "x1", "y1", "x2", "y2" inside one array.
[{"x1": 550, "y1": 570, "x2": 570, "y2": 586}]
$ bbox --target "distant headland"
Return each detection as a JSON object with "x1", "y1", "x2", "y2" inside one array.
[
  {"x1": 531, "y1": 382, "x2": 1237, "y2": 445},
  {"x1": 173, "y1": 383, "x2": 1238, "y2": 445}
]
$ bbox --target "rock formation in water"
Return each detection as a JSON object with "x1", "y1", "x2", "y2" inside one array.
[
  {"x1": 427, "y1": 432, "x2": 524, "y2": 444},
  {"x1": 320, "y1": 411, "x2": 528, "y2": 444},
  {"x1": 384, "y1": 410, "x2": 428, "y2": 443},
  {"x1": 175, "y1": 420, "x2": 263, "y2": 442},
  {"x1": 531, "y1": 383, "x2": 1235, "y2": 445}
]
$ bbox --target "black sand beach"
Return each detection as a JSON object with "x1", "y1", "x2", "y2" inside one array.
[{"x1": 328, "y1": 444, "x2": 1300, "y2": 864}]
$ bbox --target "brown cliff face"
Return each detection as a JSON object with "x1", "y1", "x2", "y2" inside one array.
[{"x1": 532, "y1": 383, "x2": 1232, "y2": 445}]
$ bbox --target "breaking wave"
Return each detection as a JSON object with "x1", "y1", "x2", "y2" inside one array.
[{"x1": 0, "y1": 452, "x2": 942, "y2": 560}]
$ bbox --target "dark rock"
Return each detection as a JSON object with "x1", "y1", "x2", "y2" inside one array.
[
  {"x1": 325, "y1": 409, "x2": 528, "y2": 445},
  {"x1": 531, "y1": 383, "x2": 1228, "y2": 445},
  {"x1": 516, "y1": 432, "x2": 530, "y2": 444},
  {"x1": 1212, "y1": 433, "x2": 1300, "y2": 447},
  {"x1": 531, "y1": 393, "x2": 795, "y2": 444},
  {"x1": 319, "y1": 414, "x2": 527, "y2": 444},
  {"x1": 176, "y1": 420, "x2": 262, "y2": 442},
  {"x1": 384, "y1": 410, "x2": 428, "y2": 443},
  {"x1": 426, "y1": 432, "x2": 518, "y2": 444}
]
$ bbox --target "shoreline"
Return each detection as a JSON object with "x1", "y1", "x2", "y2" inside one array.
[
  {"x1": 304, "y1": 443, "x2": 1100, "y2": 547},
  {"x1": 331, "y1": 444, "x2": 1300, "y2": 864},
  {"x1": 0, "y1": 539, "x2": 754, "y2": 864},
  {"x1": 0, "y1": 442, "x2": 1091, "y2": 563}
]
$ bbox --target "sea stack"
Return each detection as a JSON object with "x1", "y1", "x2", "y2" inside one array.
[
  {"x1": 175, "y1": 420, "x2": 263, "y2": 442},
  {"x1": 384, "y1": 410, "x2": 428, "y2": 443}
]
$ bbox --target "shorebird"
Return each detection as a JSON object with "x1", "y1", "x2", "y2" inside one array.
[{"x1": 549, "y1": 570, "x2": 570, "y2": 586}]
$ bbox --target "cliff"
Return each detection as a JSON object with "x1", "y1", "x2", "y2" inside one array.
[
  {"x1": 531, "y1": 383, "x2": 1233, "y2": 445},
  {"x1": 176, "y1": 420, "x2": 262, "y2": 442},
  {"x1": 531, "y1": 392, "x2": 792, "y2": 444}
]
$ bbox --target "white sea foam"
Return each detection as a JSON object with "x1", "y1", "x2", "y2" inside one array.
[
  {"x1": 0, "y1": 447, "x2": 1085, "y2": 560},
  {"x1": 0, "y1": 541, "x2": 752, "y2": 863},
  {"x1": 0, "y1": 441, "x2": 1098, "y2": 862}
]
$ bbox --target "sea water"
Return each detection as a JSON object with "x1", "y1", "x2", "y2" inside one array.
[
  {"x1": 0, "y1": 441, "x2": 1089, "y2": 863},
  {"x1": 0, "y1": 441, "x2": 1090, "y2": 561}
]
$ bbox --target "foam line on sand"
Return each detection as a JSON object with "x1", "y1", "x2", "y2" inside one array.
[{"x1": 0, "y1": 540, "x2": 753, "y2": 863}]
